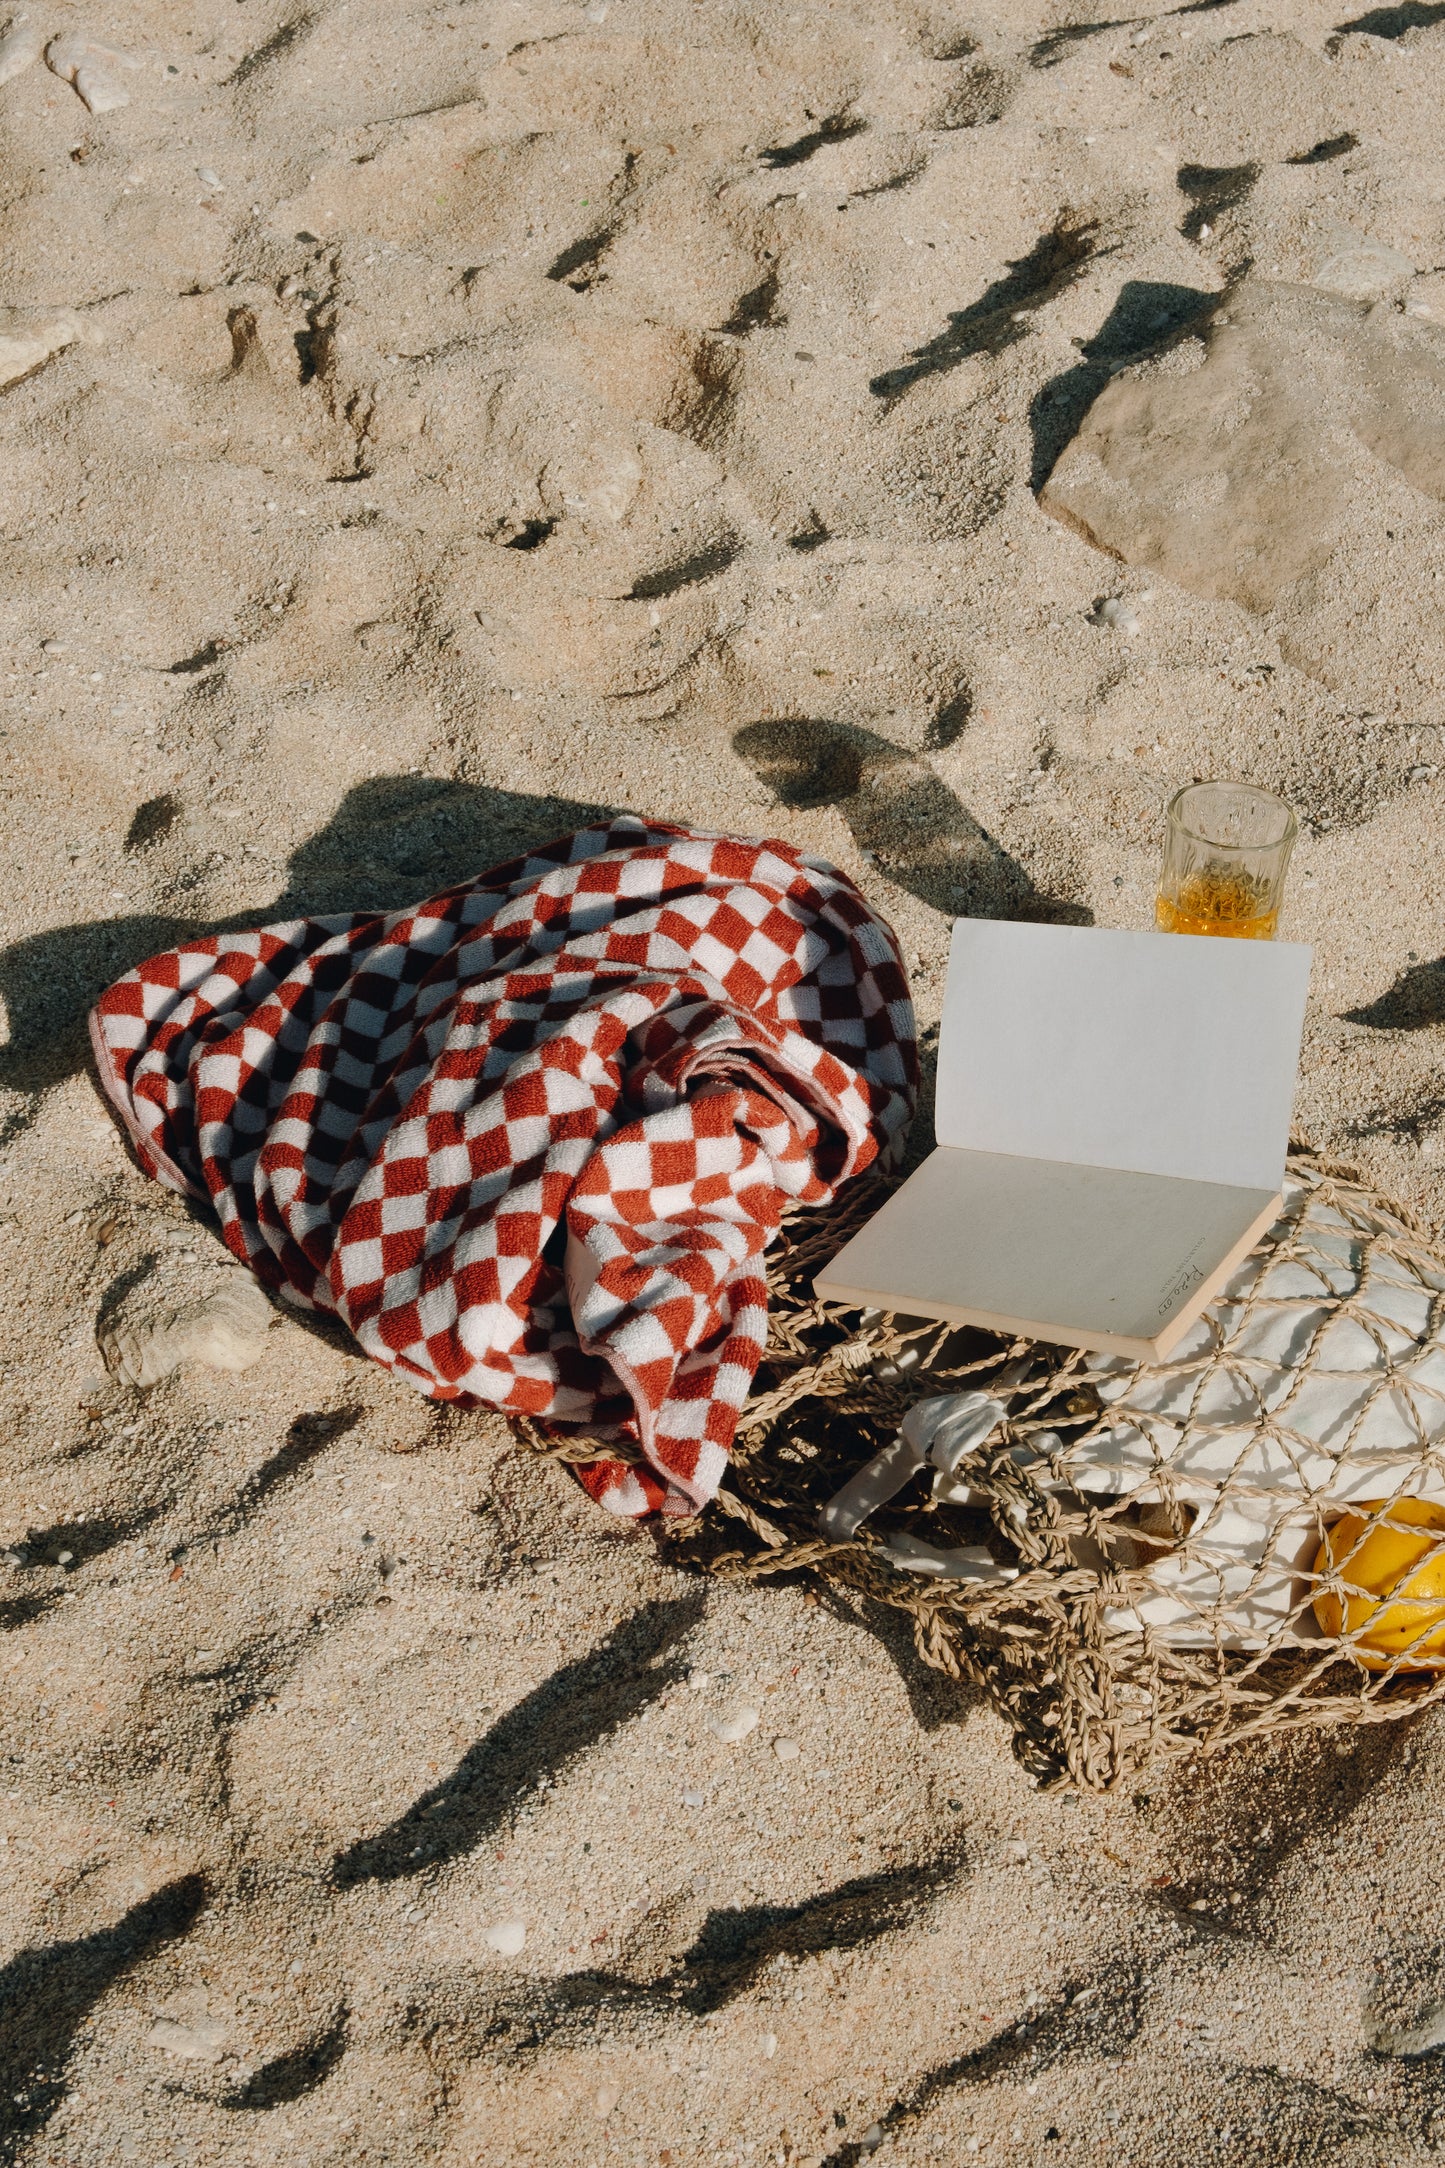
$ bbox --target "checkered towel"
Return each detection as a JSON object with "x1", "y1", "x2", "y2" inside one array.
[{"x1": 89, "y1": 819, "x2": 916, "y2": 1516}]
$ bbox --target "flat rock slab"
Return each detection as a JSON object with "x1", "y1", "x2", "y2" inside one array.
[{"x1": 1040, "y1": 279, "x2": 1445, "y2": 720}]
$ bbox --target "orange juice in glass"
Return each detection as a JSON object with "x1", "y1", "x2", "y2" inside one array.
[{"x1": 1156, "y1": 781, "x2": 1297, "y2": 940}]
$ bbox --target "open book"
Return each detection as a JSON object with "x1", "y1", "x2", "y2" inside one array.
[{"x1": 815, "y1": 919, "x2": 1313, "y2": 1360}]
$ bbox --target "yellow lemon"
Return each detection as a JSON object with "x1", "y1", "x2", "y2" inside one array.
[{"x1": 1314, "y1": 1498, "x2": 1445, "y2": 1670}]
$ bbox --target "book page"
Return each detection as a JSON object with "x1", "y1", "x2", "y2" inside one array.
[
  {"x1": 815, "y1": 1148, "x2": 1281, "y2": 1353},
  {"x1": 934, "y1": 921, "x2": 1311, "y2": 1193}
]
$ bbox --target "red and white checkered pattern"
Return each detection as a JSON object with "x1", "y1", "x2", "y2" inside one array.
[{"x1": 89, "y1": 819, "x2": 916, "y2": 1515}]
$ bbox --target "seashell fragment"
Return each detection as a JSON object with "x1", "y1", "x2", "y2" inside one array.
[
  {"x1": 147, "y1": 2016, "x2": 228, "y2": 2061},
  {"x1": 1095, "y1": 596, "x2": 1141, "y2": 637},
  {"x1": 0, "y1": 21, "x2": 42, "y2": 86},
  {"x1": 709, "y1": 1705, "x2": 759, "y2": 1744},
  {"x1": 98, "y1": 1269, "x2": 273, "y2": 1388},
  {"x1": 45, "y1": 31, "x2": 141, "y2": 113},
  {"x1": 483, "y1": 1918, "x2": 527, "y2": 1956}
]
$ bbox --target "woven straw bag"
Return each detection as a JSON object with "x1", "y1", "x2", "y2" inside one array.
[{"x1": 522, "y1": 1153, "x2": 1445, "y2": 1793}]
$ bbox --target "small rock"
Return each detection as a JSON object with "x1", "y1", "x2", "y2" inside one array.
[
  {"x1": 0, "y1": 306, "x2": 95, "y2": 392},
  {"x1": 762, "y1": 2032, "x2": 778, "y2": 2059},
  {"x1": 0, "y1": 22, "x2": 42, "y2": 85},
  {"x1": 0, "y1": 1547, "x2": 26, "y2": 1569},
  {"x1": 772, "y1": 1736, "x2": 801, "y2": 1762},
  {"x1": 595, "y1": 2083, "x2": 621, "y2": 2117},
  {"x1": 197, "y1": 166, "x2": 223, "y2": 191},
  {"x1": 709, "y1": 1706, "x2": 759, "y2": 1744},
  {"x1": 1368, "y1": 2001, "x2": 1445, "y2": 2056},
  {"x1": 484, "y1": 1918, "x2": 527, "y2": 1957},
  {"x1": 1006, "y1": 1840, "x2": 1029, "y2": 1862},
  {"x1": 147, "y1": 2016, "x2": 227, "y2": 2062},
  {"x1": 686, "y1": 1667, "x2": 711, "y2": 1690},
  {"x1": 55, "y1": 1549, "x2": 74, "y2": 1567},
  {"x1": 860, "y1": 2125, "x2": 885, "y2": 2152},
  {"x1": 1313, "y1": 227, "x2": 1415, "y2": 301},
  {"x1": 681, "y1": 1788, "x2": 705, "y2": 1807},
  {"x1": 1096, "y1": 596, "x2": 1141, "y2": 636},
  {"x1": 98, "y1": 1267, "x2": 273, "y2": 1388},
  {"x1": 45, "y1": 31, "x2": 141, "y2": 112}
]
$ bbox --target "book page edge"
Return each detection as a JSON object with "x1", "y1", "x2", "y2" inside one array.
[
  {"x1": 812, "y1": 1187, "x2": 1284, "y2": 1363},
  {"x1": 1143, "y1": 1188, "x2": 1283, "y2": 1359},
  {"x1": 807, "y1": 1271, "x2": 1170, "y2": 1360}
]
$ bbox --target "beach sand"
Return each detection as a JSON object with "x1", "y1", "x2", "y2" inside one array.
[{"x1": 2, "y1": 0, "x2": 1445, "y2": 2158}]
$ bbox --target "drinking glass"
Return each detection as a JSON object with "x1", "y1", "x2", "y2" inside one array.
[{"x1": 1155, "y1": 781, "x2": 1297, "y2": 940}]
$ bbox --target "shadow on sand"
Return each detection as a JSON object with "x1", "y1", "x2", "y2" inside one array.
[{"x1": 0, "y1": 774, "x2": 618, "y2": 1133}]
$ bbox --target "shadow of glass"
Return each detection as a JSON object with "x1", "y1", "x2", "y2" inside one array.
[{"x1": 733, "y1": 719, "x2": 1091, "y2": 925}]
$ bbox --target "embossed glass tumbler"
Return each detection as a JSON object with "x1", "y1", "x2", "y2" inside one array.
[{"x1": 1155, "y1": 780, "x2": 1297, "y2": 940}]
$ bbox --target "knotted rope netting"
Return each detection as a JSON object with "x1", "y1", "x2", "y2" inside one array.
[{"x1": 519, "y1": 1152, "x2": 1445, "y2": 1792}]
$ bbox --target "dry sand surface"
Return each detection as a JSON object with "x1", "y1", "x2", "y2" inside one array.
[{"x1": 3, "y1": 0, "x2": 1445, "y2": 2159}]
